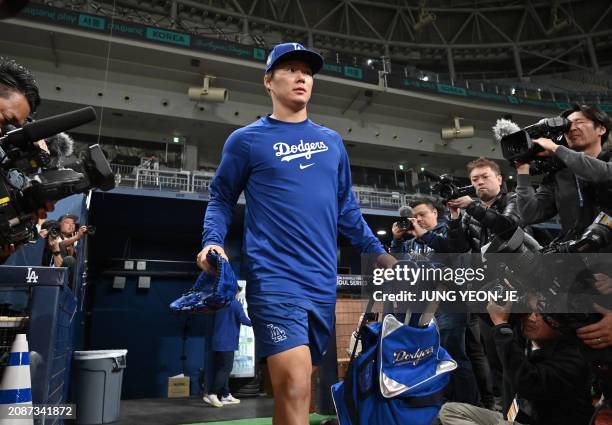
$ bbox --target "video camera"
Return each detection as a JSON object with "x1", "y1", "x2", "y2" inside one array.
[
  {"x1": 480, "y1": 222, "x2": 610, "y2": 334},
  {"x1": 493, "y1": 117, "x2": 570, "y2": 175},
  {"x1": 421, "y1": 170, "x2": 476, "y2": 202},
  {"x1": 0, "y1": 107, "x2": 114, "y2": 247}
]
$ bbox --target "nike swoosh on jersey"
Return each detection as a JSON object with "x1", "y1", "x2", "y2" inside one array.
[{"x1": 300, "y1": 163, "x2": 315, "y2": 170}]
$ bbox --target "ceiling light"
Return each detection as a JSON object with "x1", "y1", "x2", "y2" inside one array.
[
  {"x1": 188, "y1": 75, "x2": 228, "y2": 103},
  {"x1": 440, "y1": 117, "x2": 475, "y2": 140},
  {"x1": 376, "y1": 230, "x2": 387, "y2": 236}
]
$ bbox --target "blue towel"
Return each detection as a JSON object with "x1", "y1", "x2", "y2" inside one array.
[{"x1": 169, "y1": 250, "x2": 238, "y2": 314}]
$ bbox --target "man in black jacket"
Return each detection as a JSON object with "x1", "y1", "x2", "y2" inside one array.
[
  {"x1": 447, "y1": 157, "x2": 522, "y2": 252},
  {"x1": 515, "y1": 104, "x2": 612, "y2": 388},
  {"x1": 515, "y1": 104, "x2": 611, "y2": 242},
  {"x1": 445, "y1": 157, "x2": 526, "y2": 408},
  {"x1": 438, "y1": 294, "x2": 594, "y2": 425}
]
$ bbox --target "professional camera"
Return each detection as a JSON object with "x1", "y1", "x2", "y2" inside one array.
[
  {"x1": 481, "y1": 225, "x2": 609, "y2": 333},
  {"x1": 396, "y1": 206, "x2": 414, "y2": 231},
  {"x1": 84, "y1": 225, "x2": 96, "y2": 236},
  {"x1": 493, "y1": 117, "x2": 569, "y2": 175},
  {"x1": 478, "y1": 227, "x2": 543, "y2": 304},
  {"x1": 421, "y1": 170, "x2": 476, "y2": 202},
  {"x1": 40, "y1": 220, "x2": 96, "y2": 239},
  {"x1": 0, "y1": 107, "x2": 115, "y2": 247},
  {"x1": 541, "y1": 211, "x2": 612, "y2": 254},
  {"x1": 40, "y1": 220, "x2": 60, "y2": 238}
]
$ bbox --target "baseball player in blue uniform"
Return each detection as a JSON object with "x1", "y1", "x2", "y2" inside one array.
[{"x1": 197, "y1": 42, "x2": 394, "y2": 425}]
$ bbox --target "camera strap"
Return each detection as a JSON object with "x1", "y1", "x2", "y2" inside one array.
[{"x1": 575, "y1": 175, "x2": 584, "y2": 208}]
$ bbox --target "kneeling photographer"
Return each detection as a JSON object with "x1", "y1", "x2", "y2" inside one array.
[
  {"x1": 40, "y1": 214, "x2": 93, "y2": 287},
  {"x1": 439, "y1": 293, "x2": 594, "y2": 425}
]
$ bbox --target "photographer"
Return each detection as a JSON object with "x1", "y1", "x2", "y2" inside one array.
[
  {"x1": 447, "y1": 157, "x2": 522, "y2": 252},
  {"x1": 56, "y1": 214, "x2": 89, "y2": 256},
  {"x1": 390, "y1": 198, "x2": 450, "y2": 254},
  {"x1": 446, "y1": 157, "x2": 528, "y2": 410},
  {"x1": 516, "y1": 105, "x2": 612, "y2": 361},
  {"x1": 41, "y1": 214, "x2": 88, "y2": 268},
  {"x1": 390, "y1": 198, "x2": 484, "y2": 406},
  {"x1": 0, "y1": 56, "x2": 45, "y2": 261},
  {"x1": 439, "y1": 294, "x2": 594, "y2": 425},
  {"x1": 515, "y1": 104, "x2": 612, "y2": 241}
]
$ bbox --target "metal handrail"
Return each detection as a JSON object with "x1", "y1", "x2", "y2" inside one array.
[
  {"x1": 111, "y1": 163, "x2": 411, "y2": 210},
  {"x1": 110, "y1": 164, "x2": 138, "y2": 188},
  {"x1": 134, "y1": 167, "x2": 191, "y2": 191}
]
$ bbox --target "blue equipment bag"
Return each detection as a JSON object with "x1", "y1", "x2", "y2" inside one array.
[
  {"x1": 169, "y1": 250, "x2": 238, "y2": 313},
  {"x1": 332, "y1": 313, "x2": 456, "y2": 425}
]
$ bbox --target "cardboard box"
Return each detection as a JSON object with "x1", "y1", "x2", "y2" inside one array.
[
  {"x1": 168, "y1": 375, "x2": 190, "y2": 398},
  {"x1": 337, "y1": 358, "x2": 351, "y2": 381}
]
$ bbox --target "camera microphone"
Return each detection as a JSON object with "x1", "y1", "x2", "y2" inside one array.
[
  {"x1": 399, "y1": 205, "x2": 413, "y2": 219},
  {"x1": 492, "y1": 118, "x2": 521, "y2": 143},
  {"x1": 45, "y1": 132, "x2": 74, "y2": 158},
  {"x1": 396, "y1": 206, "x2": 414, "y2": 232}
]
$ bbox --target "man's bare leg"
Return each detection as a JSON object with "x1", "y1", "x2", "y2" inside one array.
[{"x1": 267, "y1": 345, "x2": 313, "y2": 425}]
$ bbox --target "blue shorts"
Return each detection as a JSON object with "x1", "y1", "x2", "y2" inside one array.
[{"x1": 247, "y1": 298, "x2": 335, "y2": 365}]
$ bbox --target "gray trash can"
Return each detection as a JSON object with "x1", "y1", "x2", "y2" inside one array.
[{"x1": 73, "y1": 350, "x2": 128, "y2": 424}]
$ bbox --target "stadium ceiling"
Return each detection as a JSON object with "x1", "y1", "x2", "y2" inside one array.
[{"x1": 71, "y1": 0, "x2": 612, "y2": 80}]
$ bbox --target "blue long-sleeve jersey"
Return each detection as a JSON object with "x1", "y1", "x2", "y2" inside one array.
[
  {"x1": 202, "y1": 116, "x2": 385, "y2": 303},
  {"x1": 212, "y1": 299, "x2": 252, "y2": 352}
]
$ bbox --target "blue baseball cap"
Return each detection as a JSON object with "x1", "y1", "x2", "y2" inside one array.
[{"x1": 265, "y1": 42, "x2": 324, "y2": 75}]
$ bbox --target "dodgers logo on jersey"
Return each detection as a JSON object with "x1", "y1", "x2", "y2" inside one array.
[{"x1": 273, "y1": 140, "x2": 328, "y2": 162}]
